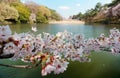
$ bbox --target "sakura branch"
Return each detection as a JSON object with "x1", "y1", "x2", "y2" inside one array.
[{"x1": 0, "y1": 25, "x2": 120, "y2": 76}]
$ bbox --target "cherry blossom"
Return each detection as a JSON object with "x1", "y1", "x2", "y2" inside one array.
[{"x1": 0, "y1": 25, "x2": 120, "y2": 76}]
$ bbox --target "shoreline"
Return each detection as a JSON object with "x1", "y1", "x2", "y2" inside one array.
[{"x1": 49, "y1": 20, "x2": 85, "y2": 24}]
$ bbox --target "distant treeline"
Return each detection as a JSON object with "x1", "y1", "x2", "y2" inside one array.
[
  {"x1": 0, "y1": 0, "x2": 62, "y2": 24},
  {"x1": 70, "y1": 0, "x2": 120, "y2": 24}
]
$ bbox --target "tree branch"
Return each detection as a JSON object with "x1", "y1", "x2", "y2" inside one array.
[
  {"x1": 0, "y1": 60, "x2": 42, "y2": 69},
  {"x1": 0, "y1": 53, "x2": 14, "y2": 59},
  {"x1": 0, "y1": 64, "x2": 30, "y2": 68}
]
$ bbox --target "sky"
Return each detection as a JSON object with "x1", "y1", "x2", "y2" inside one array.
[{"x1": 21, "y1": 0, "x2": 112, "y2": 18}]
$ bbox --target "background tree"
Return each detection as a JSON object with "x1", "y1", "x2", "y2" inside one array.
[
  {"x1": 0, "y1": 0, "x2": 20, "y2": 4},
  {"x1": 38, "y1": 6, "x2": 51, "y2": 20},
  {"x1": 50, "y1": 9, "x2": 62, "y2": 21},
  {"x1": 71, "y1": 2, "x2": 102, "y2": 22},
  {"x1": 25, "y1": 1, "x2": 62, "y2": 23},
  {"x1": 25, "y1": 1, "x2": 39, "y2": 14},
  {"x1": 0, "y1": 3, "x2": 19, "y2": 23},
  {"x1": 108, "y1": 0, "x2": 120, "y2": 6},
  {"x1": 94, "y1": 2, "x2": 102, "y2": 12},
  {"x1": 0, "y1": 0, "x2": 62, "y2": 24},
  {"x1": 11, "y1": 2, "x2": 30, "y2": 23},
  {"x1": 36, "y1": 11, "x2": 48, "y2": 23}
]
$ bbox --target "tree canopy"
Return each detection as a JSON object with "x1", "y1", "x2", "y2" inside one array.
[
  {"x1": 108, "y1": 0, "x2": 120, "y2": 6},
  {"x1": 11, "y1": 2, "x2": 31, "y2": 23},
  {"x1": 0, "y1": 3, "x2": 19, "y2": 23},
  {"x1": 0, "y1": 0, "x2": 62, "y2": 24},
  {"x1": 71, "y1": 2, "x2": 102, "y2": 21},
  {"x1": 71, "y1": 1, "x2": 120, "y2": 24}
]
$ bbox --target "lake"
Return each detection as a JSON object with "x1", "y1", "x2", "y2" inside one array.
[{"x1": 0, "y1": 23, "x2": 120, "y2": 78}]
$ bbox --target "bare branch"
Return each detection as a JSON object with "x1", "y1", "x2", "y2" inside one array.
[
  {"x1": 0, "y1": 60, "x2": 41, "y2": 69},
  {"x1": 0, "y1": 54, "x2": 14, "y2": 59}
]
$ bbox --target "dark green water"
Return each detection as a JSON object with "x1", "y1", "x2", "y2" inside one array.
[{"x1": 0, "y1": 23, "x2": 120, "y2": 78}]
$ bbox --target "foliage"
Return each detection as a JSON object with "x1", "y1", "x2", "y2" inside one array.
[
  {"x1": 94, "y1": 2, "x2": 102, "y2": 12},
  {"x1": 71, "y1": 2, "x2": 102, "y2": 21},
  {"x1": 73, "y1": 12, "x2": 83, "y2": 20},
  {"x1": 36, "y1": 12, "x2": 48, "y2": 23},
  {"x1": 50, "y1": 9, "x2": 62, "y2": 21},
  {"x1": 25, "y1": 1, "x2": 61, "y2": 23},
  {"x1": 108, "y1": 0, "x2": 120, "y2": 6},
  {"x1": 72, "y1": 1, "x2": 120, "y2": 24},
  {"x1": 25, "y1": 1, "x2": 49, "y2": 23},
  {"x1": 0, "y1": 1, "x2": 61, "y2": 24},
  {"x1": 38, "y1": 6, "x2": 51, "y2": 19},
  {"x1": 83, "y1": 2, "x2": 102, "y2": 19},
  {"x1": 25, "y1": 1, "x2": 40, "y2": 14},
  {"x1": 11, "y1": 2, "x2": 30, "y2": 23},
  {"x1": 0, "y1": 0, "x2": 20, "y2": 4},
  {"x1": 0, "y1": 3, "x2": 19, "y2": 23}
]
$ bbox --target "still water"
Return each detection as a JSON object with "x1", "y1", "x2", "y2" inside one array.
[{"x1": 0, "y1": 23, "x2": 120, "y2": 78}]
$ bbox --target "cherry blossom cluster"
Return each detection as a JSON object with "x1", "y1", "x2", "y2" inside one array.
[{"x1": 0, "y1": 25, "x2": 120, "y2": 76}]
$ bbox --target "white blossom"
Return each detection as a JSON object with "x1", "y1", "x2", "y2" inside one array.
[{"x1": 1, "y1": 25, "x2": 120, "y2": 76}]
